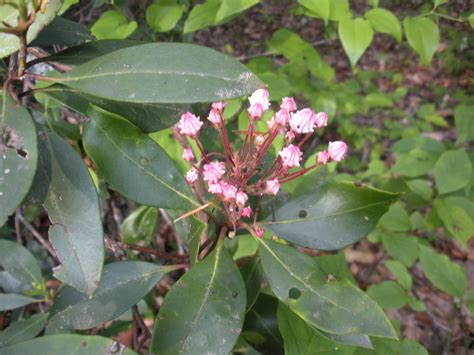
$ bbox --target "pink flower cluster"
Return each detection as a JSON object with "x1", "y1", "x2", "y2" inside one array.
[{"x1": 176, "y1": 89, "x2": 348, "y2": 235}]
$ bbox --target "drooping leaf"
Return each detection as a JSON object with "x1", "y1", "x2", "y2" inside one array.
[
  {"x1": 297, "y1": 0, "x2": 330, "y2": 23},
  {"x1": 37, "y1": 84, "x2": 188, "y2": 133},
  {"x1": 0, "y1": 294, "x2": 39, "y2": 311},
  {"x1": 399, "y1": 339, "x2": 429, "y2": 355},
  {"x1": 121, "y1": 206, "x2": 159, "y2": 245},
  {"x1": 0, "y1": 0, "x2": 62, "y2": 59},
  {"x1": 433, "y1": 150, "x2": 472, "y2": 194},
  {"x1": 365, "y1": 8, "x2": 402, "y2": 42},
  {"x1": 57, "y1": 43, "x2": 263, "y2": 103},
  {"x1": 83, "y1": 107, "x2": 197, "y2": 210},
  {"x1": 419, "y1": 246, "x2": 467, "y2": 297},
  {"x1": 366, "y1": 281, "x2": 410, "y2": 309},
  {"x1": 278, "y1": 303, "x2": 357, "y2": 354},
  {"x1": 435, "y1": 198, "x2": 474, "y2": 246},
  {"x1": 146, "y1": 1, "x2": 185, "y2": 32},
  {"x1": 403, "y1": 17, "x2": 440, "y2": 65},
  {"x1": 47, "y1": 262, "x2": 172, "y2": 330},
  {"x1": 31, "y1": 17, "x2": 93, "y2": 47},
  {"x1": 454, "y1": 104, "x2": 474, "y2": 144},
  {"x1": 0, "y1": 313, "x2": 48, "y2": 347},
  {"x1": 405, "y1": 179, "x2": 432, "y2": 201},
  {"x1": 183, "y1": 0, "x2": 220, "y2": 34},
  {"x1": 263, "y1": 182, "x2": 400, "y2": 251},
  {"x1": 29, "y1": 131, "x2": 104, "y2": 296},
  {"x1": 0, "y1": 334, "x2": 135, "y2": 355},
  {"x1": 90, "y1": 10, "x2": 137, "y2": 40},
  {"x1": 187, "y1": 217, "x2": 207, "y2": 267},
  {"x1": 381, "y1": 233, "x2": 419, "y2": 267},
  {"x1": 377, "y1": 202, "x2": 412, "y2": 232},
  {"x1": 0, "y1": 240, "x2": 42, "y2": 294},
  {"x1": 151, "y1": 245, "x2": 246, "y2": 354},
  {"x1": 216, "y1": 0, "x2": 260, "y2": 24},
  {"x1": 258, "y1": 239, "x2": 396, "y2": 338},
  {"x1": 338, "y1": 18, "x2": 374, "y2": 67},
  {"x1": 0, "y1": 94, "x2": 38, "y2": 227},
  {"x1": 385, "y1": 260, "x2": 412, "y2": 290}
]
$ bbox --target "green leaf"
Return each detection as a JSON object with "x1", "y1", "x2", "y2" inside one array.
[
  {"x1": 263, "y1": 182, "x2": 400, "y2": 251},
  {"x1": 405, "y1": 179, "x2": 432, "y2": 201},
  {"x1": 385, "y1": 260, "x2": 412, "y2": 290},
  {"x1": 434, "y1": 0, "x2": 447, "y2": 6},
  {"x1": 240, "y1": 257, "x2": 263, "y2": 312},
  {"x1": 0, "y1": 313, "x2": 48, "y2": 347},
  {"x1": 469, "y1": 13, "x2": 474, "y2": 29},
  {"x1": 151, "y1": 246, "x2": 246, "y2": 354},
  {"x1": 392, "y1": 149, "x2": 438, "y2": 177},
  {"x1": 183, "y1": 0, "x2": 220, "y2": 34},
  {"x1": 57, "y1": 42, "x2": 262, "y2": 103},
  {"x1": 297, "y1": 0, "x2": 330, "y2": 23},
  {"x1": 419, "y1": 246, "x2": 467, "y2": 297},
  {"x1": 0, "y1": 0, "x2": 62, "y2": 59},
  {"x1": 367, "y1": 281, "x2": 409, "y2": 309},
  {"x1": 454, "y1": 104, "x2": 474, "y2": 143},
  {"x1": 31, "y1": 17, "x2": 93, "y2": 47},
  {"x1": 278, "y1": 303, "x2": 357, "y2": 354},
  {"x1": 400, "y1": 339, "x2": 429, "y2": 355},
  {"x1": 187, "y1": 217, "x2": 207, "y2": 267},
  {"x1": 258, "y1": 239, "x2": 396, "y2": 338},
  {"x1": 216, "y1": 0, "x2": 260, "y2": 24},
  {"x1": 29, "y1": 131, "x2": 104, "y2": 296},
  {"x1": 0, "y1": 294, "x2": 39, "y2": 311},
  {"x1": 0, "y1": 240, "x2": 42, "y2": 294},
  {"x1": 47, "y1": 261, "x2": 171, "y2": 330},
  {"x1": 0, "y1": 94, "x2": 38, "y2": 227},
  {"x1": 434, "y1": 198, "x2": 474, "y2": 246},
  {"x1": 365, "y1": 8, "x2": 402, "y2": 42},
  {"x1": 233, "y1": 234, "x2": 259, "y2": 260},
  {"x1": 83, "y1": 107, "x2": 197, "y2": 210},
  {"x1": 90, "y1": 10, "x2": 137, "y2": 40},
  {"x1": 146, "y1": 1, "x2": 185, "y2": 33},
  {"x1": 39, "y1": 39, "x2": 141, "y2": 66},
  {"x1": 381, "y1": 233, "x2": 419, "y2": 267},
  {"x1": 121, "y1": 206, "x2": 158, "y2": 245},
  {"x1": 338, "y1": 18, "x2": 374, "y2": 67},
  {"x1": 403, "y1": 17, "x2": 440, "y2": 65},
  {"x1": 364, "y1": 93, "x2": 393, "y2": 108},
  {"x1": 315, "y1": 253, "x2": 356, "y2": 284},
  {"x1": 0, "y1": 334, "x2": 135, "y2": 354},
  {"x1": 433, "y1": 150, "x2": 472, "y2": 194},
  {"x1": 37, "y1": 84, "x2": 188, "y2": 133},
  {"x1": 378, "y1": 202, "x2": 412, "y2": 232},
  {"x1": 328, "y1": 0, "x2": 351, "y2": 21}
]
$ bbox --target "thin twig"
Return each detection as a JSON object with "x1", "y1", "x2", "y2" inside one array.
[
  {"x1": 17, "y1": 212, "x2": 59, "y2": 262},
  {"x1": 132, "y1": 305, "x2": 152, "y2": 352}
]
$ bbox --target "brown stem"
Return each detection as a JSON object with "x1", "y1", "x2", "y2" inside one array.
[{"x1": 17, "y1": 33, "x2": 27, "y2": 77}]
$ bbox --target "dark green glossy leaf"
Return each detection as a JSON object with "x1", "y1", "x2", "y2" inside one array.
[
  {"x1": 243, "y1": 293, "x2": 284, "y2": 354},
  {"x1": 0, "y1": 294, "x2": 39, "y2": 311},
  {"x1": 57, "y1": 43, "x2": 263, "y2": 103},
  {"x1": 121, "y1": 206, "x2": 158, "y2": 245},
  {"x1": 0, "y1": 240, "x2": 42, "y2": 294},
  {"x1": 0, "y1": 0, "x2": 62, "y2": 58},
  {"x1": 314, "y1": 253, "x2": 356, "y2": 284},
  {"x1": 31, "y1": 17, "x2": 93, "y2": 47},
  {"x1": 151, "y1": 245, "x2": 246, "y2": 354},
  {"x1": 264, "y1": 182, "x2": 400, "y2": 251},
  {"x1": 83, "y1": 107, "x2": 197, "y2": 210},
  {"x1": 187, "y1": 218, "x2": 206, "y2": 267},
  {"x1": 47, "y1": 261, "x2": 172, "y2": 330},
  {"x1": 29, "y1": 131, "x2": 104, "y2": 296},
  {"x1": 0, "y1": 334, "x2": 135, "y2": 355},
  {"x1": 40, "y1": 39, "x2": 141, "y2": 66},
  {"x1": 240, "y1": 258, "x2": 263, "y2": 312},
  {"x1": 36, "y1": 84, "x2": 189, "y2": 133},
  {"x1": 0, "y1": 313, "x2": 48, "y2": 347},
  {"x1": 278, "y1": 303, "x2": 357, "y2": 354},
  {"x1": 0, "y1": 94, "x2": 38, "y2": 226},
  {"x1": 258, "y1": 239, "x2": 396, "y2": 338}
]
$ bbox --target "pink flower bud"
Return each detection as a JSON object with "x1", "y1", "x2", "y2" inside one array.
[
  {"x1": 177, "y1": 112, "x2": 203, "y2": 136},
  {"x1": 203, "y1": 161, "x2": 225, "y2": 183},
  {"x1": 255, "y1": 225, "x2": 264, "y2": 238},
  {"x1": 265, "y1": 178, "x2": 280, "y2": 195},
  {"x1": 207, "y1": 109, "x2": 222, "y2": 126},
  {"x1": 284, "y1": 131, "x2": 295, "y2": 143},
  {"x1": 328, "y1": 141, "x2": 348, "y2": 162},
  {"x1": 182, "y1": 148, "x2": 194, "y2": 162},
  {"x1": 289, "y1": 108, "x2": 316, "y2": 134},
  {"x1": 255, "y1": 134, "x2": 265, "y2": 145},
  {"x1": 220, "y1": 181, "x2": 237, "y2": 201},
  {"x1": 248, "y1": 89, "x2": 270, "y2": 111},
  {"x1": 241, "y1": 206, "x2": 252, "y2": 218},
  {"x1": 317, "y1": 150, "x2": 330, "y2": 164},
  {"x1": 314, "y1": 112, "x2": 328, "y2": 128},
  {"x1": 208, "y1": 182, "x2": 223, "y2": 195},
  {"x1": 185, "y1": 168, "x2": 198, "y2": 184},
  {"x1": 280, "y1": 97, "x2": 297, "y2": 112},
  {"x1": 236, "y1": 191, "x2": 248, "y2": 206},
  {"x1": 248, "y1": 103, "x2": 264, "y2": 120},
  {"x1": 212, "y1": 101, "x2": 226, "y2": 112},
  {"x1": 279, "y1": 144, "x2": 302, "y2": 168}
]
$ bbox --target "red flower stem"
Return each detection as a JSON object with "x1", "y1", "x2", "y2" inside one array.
[
  {"x1": 297, "y1": 133, "x2": 313, "y2": 148},
  {"x1": 259, "y1": 157, "x2": 280, "y2": 181},
  {"x1": 278, "y1": 163, "x2": 318, "y2": 183},
  {"x1": 253, "y1": 128, "x2": 278, "y2": 168},
  {"x1": 243, "y1": 122, "x2": 254, "y2": 164},
  {"x1": 195, "y1": 138, "x2": 210, "y2": 162},
  {"x1": 219, "y1": 129, "x2": 233, "y2": 176}
]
